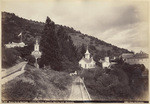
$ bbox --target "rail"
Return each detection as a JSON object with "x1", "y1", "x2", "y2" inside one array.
[
  {"x1": 79, "y1": 77, "x2": 84, "y2": 100},
  {"x1": 80, "y1": 77, "x2": 91, "y2": 100}
]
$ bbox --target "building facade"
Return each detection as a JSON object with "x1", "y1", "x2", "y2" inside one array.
[
  {"x1": 31, "y1": 39, "x2": 42, "y2": 68},
  {"x1": 121, "y1": 53, "x2": 134, "y2": 60},
  {"x1": 124, "y1": 52, "x2": 149, "y2": 69},
  {"x1": 5, "y1": 42, "x2": 26, "y2": 48},
  {"x1": 79, "y1": 48, "x2": 95, "y2": 69},
  {"x1": 99, "y1": 57, "x2": 111, "y2": 69},
  {"x1": 5, "y1": 32, "x2": 26, "y2": 48}
]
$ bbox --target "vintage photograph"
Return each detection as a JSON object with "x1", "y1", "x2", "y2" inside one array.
[{"x1": 1, "y1": 0, "x2": 149, "y2": 103}]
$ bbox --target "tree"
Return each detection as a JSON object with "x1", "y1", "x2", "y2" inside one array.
[
  {"x1": 40, "y1": 17, "x2": 63, "y2": 71},
  {"x1": 81, "y1": 44, "x2": 86, "y2": 57},
  {"x1": 57, "y1": 26, "x2": 77, "y2": 62},
  {"x1": 2, "y1": 48, "x2": 21, "y2": 68}
]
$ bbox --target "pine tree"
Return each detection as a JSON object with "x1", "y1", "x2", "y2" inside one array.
[
  {"x1": 57, "y1": 26, "x2": 77, "y2": 62},
  {"x1": 81, "y1": 44, "x2": 86, "y2": 57},
  {"x1": 40, "y1": 17, "x2": 63, "y2": 71}
]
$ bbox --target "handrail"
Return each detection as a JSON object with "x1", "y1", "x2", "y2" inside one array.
[
  {"x1": 79, "y1": 77, "x2": 84, "y2": 100},
  {"x1": 80, "y1": 78, "x2": 91, "y2": 100}
]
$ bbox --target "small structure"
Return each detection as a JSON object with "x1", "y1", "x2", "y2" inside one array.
[
  {"x1": 5, "y1": 42, "x2": 26, "y2": 48},
  {"x1": 99, "y1": 57, "x2": 111, "y2": 69},
  {"x1": 124, "y1": 51, "x2": 149, "y2": 69},
  {"x1": 79, "y1": 47, "x2": 95, "y2": 69},
  {"x1": 5, "y1": 32, "x2": 27, "y2": 48},
  {"x1": 31, "y1": 39, "x2": 42, "y2": 68},
  {"x1": 69, "y1": 71, "x2": 77, "y2": 76},
  {"x1": 121, "y1": 53, "x2": 134, "y2": 60}
]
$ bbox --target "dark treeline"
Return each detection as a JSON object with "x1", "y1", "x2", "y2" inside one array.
[
  {"x1": 81, "y1": 63, "x2": 148, "y2": 100},
  {"x1": 39, "y1": 17, "x2": 78, "y2": 71}
]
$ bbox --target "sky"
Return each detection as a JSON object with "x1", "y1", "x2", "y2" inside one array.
[{"x1": 1, "y1": 0, "x2": 149, "y2": 53}]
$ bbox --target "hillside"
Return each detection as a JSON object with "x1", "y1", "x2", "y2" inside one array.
[
  {"x1": 2, "y1": 64, "x2": 73, "y2": 101},
  {"x1": 2, "y1": 12, "x2": 130, "y2": 69},
  {"x1": 2, "y1": 12, "x2": 129, "y2": 50},
  {"x1": 2, "y1": 12, "x2": 148, "y2": 102}
]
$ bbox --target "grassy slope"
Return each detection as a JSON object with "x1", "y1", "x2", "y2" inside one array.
[
  {"x1": 2, "y1": 12, "x2": 129, "y2": 55},
  {"x1": 2, "y1": 64, "x2": 73, "y2": 101}
]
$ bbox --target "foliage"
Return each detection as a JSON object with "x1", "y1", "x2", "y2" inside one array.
[
  {"x1": 2, "y1": 12, "x2": 44, "y2": 46},
  {"x1": 2, "y1": 48, "x2": 21, "y2": 68},
  {"x1": 15, "y1": 44, "x2": 34, "y2": 58},
  {"x1": 80, "y1": 44, "x2": 86, "y2": 56},
  {"x1": 121, "y1": 63, "x2": 148, "y2": 97},
  {"x1": 24, "y1": 55, "x2": 35, "y2": 66},
  {"x1": 2, "y1": 81, "x2": 36, "y2": 101},
  {"x1": 57, "y1": 26, "x2": 77, "y2": 63},
  {"x1": 40, "y1": 17, "x2": 63, "y2": 71},
  {"x1": 81, "y1": 64, "x2": 148, "y2": 100},
  {"x1": 2, "y1": 12, "x2": 131, "y2": 71},
  {"x1": 76, "y1": 44, "x2": 86, "y2": 61},
  {"x1": 61, "y1": 56, "x2": 80, "y2": 73},
  {"x1": 2, "y1": 65, "x2": 73, "y2": 100}
]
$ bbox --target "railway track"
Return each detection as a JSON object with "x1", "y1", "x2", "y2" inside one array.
[
  {"x1": 69, "y1": 76, "x2": 91, "y2": 100},
  {"x1": 78, "y1": 77, "x2": 91, "y2": 100}
]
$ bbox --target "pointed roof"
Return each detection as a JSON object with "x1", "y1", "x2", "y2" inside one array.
[
  {"x1": 36, "y1": 39, "x2": 38, "y2": 44},
  {"x1": 85, "y1": 46, "x2": 90, "y2": 54}
]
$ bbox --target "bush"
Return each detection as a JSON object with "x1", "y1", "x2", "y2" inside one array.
[
  {"x1": 24, "y1": 55, "x2": 35, "y2": 66},
  {"x1": 121, "y1": 63, "x2": 148, "y2": 99},
  {"x1": 2, "y1": 65, "x2": 73, "y2": 101},
  {"x1": 81, "y1": 64, "x2": 147, "y2": 100},
  {"x1": 2, "y1": 48, "x2": 20, "y2": 68},
  {"x1": 2, "y1": 80, "x2": 36, "y2": 101}
]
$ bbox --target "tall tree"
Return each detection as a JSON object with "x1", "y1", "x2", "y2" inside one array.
[
  {"x1": 57, "y1": 26, "x2": 77, "y2": 62},
  {"x1": 81, "y1": 44, "x2": 86, "y2": 57},
  {"x1": 40, "y1": 17, "x2": 63, "y2": 71}
]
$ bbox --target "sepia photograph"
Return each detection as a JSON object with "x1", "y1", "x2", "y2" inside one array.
[{"x1": 1, "y1": 0, "x2": 149, "y2": 103}]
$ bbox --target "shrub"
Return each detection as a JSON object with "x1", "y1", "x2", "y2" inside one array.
[
  {"x1": 2, "y1": 65, "x2": 73, "y2": 101},
  {"x1": 24, "y1": 55, "x2": 35, "y2": 66},
  {"x1": 2, "y1": 48, "x2": 20, "y2": 68},
  {"x1": 82, "y1": 64, "x2": 147, "y2": 100},
  {"x1": 2, "y1": 80, "x2": 36, "y2": 101}
]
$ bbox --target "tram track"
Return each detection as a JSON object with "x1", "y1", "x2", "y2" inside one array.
[{"x1": 69, "y1": 76, "x2": 91, "y2": 100}]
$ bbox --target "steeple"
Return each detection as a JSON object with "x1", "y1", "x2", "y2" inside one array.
[
  {"x1": 34, "y1": 39, "x2": 39, "y2": 51},
  {"x1": 85, "y1": 46, "x2": 90, "y2": 59},
  {"x1": 31, "y1": 38, "x2": 42, "y2": 68},
  {"x1": 36, "y1": 39, "x2": 38, "y2": 44}
]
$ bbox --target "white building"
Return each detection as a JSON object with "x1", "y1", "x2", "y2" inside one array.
[
  {"x1": 121, "y1": 53, "x2": 134, "y2": 60},
  {"x1": 31, "y1": 39, "x2": 42, "y2": 68},
  {"x1": 124, "y1": 51, "x2": 149, "y2": 69},
  {"x1": 79, "y1": 47, "x2": 95, "y2": 69},
  {"x1": 5, "y1": 42, "x2": 26, "y2": 48},
  {"x1": 99, "y1": 57, "x2": 111, "y2": 69},
  {"x1": 5, "y1": 32, "x2": 27, "y2": 48}
]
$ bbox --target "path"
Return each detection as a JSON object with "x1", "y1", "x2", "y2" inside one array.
[
  {"x1": 1, "y1": 61, "x2": 28, "y2": 85},
  {"x1": 69, "y1": 76, "x2": 91, "y2": 100}
]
